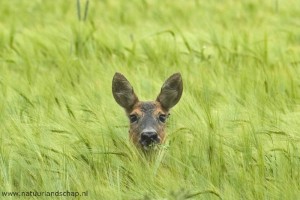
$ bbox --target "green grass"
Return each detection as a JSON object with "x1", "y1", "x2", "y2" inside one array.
[{"x1": 1, "y1": 0, "x2": 300, "y2": 199}]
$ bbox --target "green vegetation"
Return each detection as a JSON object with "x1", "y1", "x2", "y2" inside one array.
[{"x1": 1, "y1": 0, "x2": 300, "y2": 199}]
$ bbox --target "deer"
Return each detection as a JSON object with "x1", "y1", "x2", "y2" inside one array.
[{"x1": 112, "y1": 72, "x2": 183, "y2": 151}]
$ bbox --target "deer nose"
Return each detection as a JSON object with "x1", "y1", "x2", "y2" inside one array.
[{"x1": 141, "y1": 131, "x2": 159, "y2": 142}]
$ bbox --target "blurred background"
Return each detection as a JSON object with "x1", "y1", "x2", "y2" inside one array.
[{"x1": 0, "y1": 0, "x2": 300, "y2": 199}]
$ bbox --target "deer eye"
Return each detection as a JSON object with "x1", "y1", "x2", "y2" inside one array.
[
  {"x1": 159, "y1": 114, "x2": 167, "y2": 123},
  {"x1": 129, "y1": 114, "x2": 138, "y2": 123}
]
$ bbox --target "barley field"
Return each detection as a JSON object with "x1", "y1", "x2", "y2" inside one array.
[{"x1": 1, "y1": 0, "x2": 300, "y2": 199}]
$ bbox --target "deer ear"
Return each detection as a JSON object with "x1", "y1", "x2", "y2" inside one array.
[
  {"x1": 156, "y1": 73, "x2": 183, "y2": 110},
  {"x1": 112, "y1": 72, "x2": 139, "y2": 111}
]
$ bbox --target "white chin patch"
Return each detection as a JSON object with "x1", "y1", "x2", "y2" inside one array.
[
  {"x1": 142, "y1": 143, "x2": 158, "y2": 151},
  {"x1": 142, "y1": 146, "x2": 149, "y2": 151}
]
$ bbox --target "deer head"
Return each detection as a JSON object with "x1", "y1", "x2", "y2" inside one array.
[{"x1": 112, "y1": 72, "x2": 183, "y2": 151}]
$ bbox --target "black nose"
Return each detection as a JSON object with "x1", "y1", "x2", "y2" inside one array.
[{"x1": 141, "y1": 132, "x2": 159, "y2": 142}]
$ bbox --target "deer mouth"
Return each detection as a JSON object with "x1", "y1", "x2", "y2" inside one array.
[{"x1": 139, "y1": 137, "x2": 160, "y2": 150}]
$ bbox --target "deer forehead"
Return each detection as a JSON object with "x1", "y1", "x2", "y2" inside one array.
[{"x1": 130, "y1": 101, "x2": 166, "y2": 116}]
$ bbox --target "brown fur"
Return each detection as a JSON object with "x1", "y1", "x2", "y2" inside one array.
[{"x1": 128, "y1": 101, "x2": 167, "y2": 147}]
